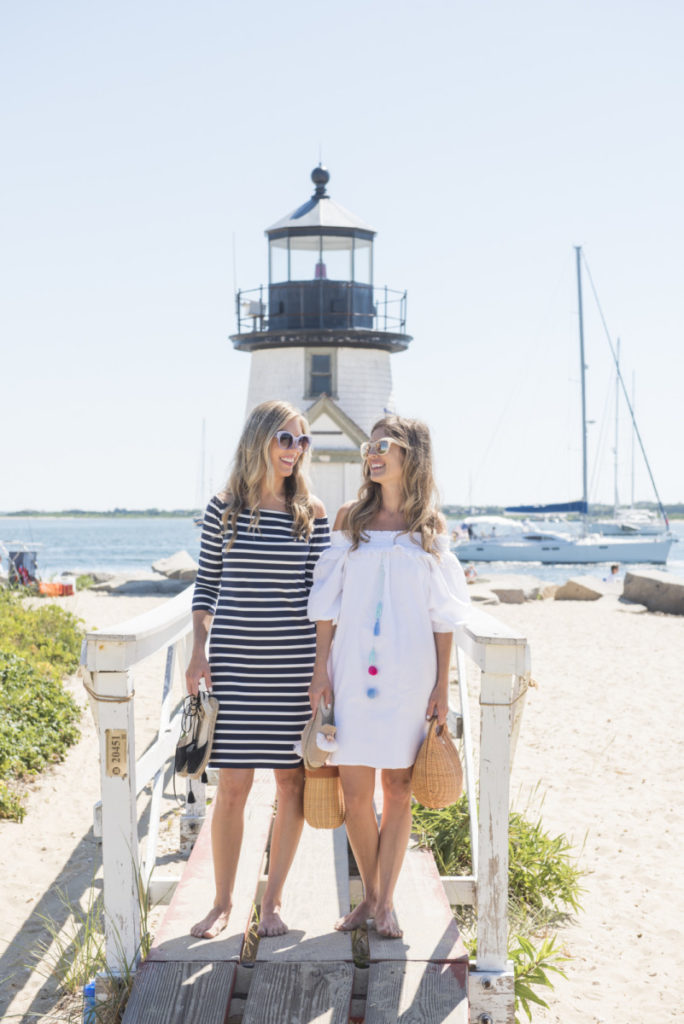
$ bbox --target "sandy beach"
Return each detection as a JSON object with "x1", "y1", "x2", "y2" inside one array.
[{"x1": 1, "y1": 581, "x2": 683, "y2": 1023}]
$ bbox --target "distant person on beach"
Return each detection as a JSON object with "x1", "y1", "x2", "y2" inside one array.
[
  {"x1": 308, "y1": 414, "x2": 469, "y2": 938},
  {"x1": 186, "y1": 400, "x2": 329, "y2": 939}
]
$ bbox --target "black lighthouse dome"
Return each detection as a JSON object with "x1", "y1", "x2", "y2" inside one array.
[
  {"x1": 311, "y1": 164, "x2": 330, "y2": 195},
  {"x1": 231, "y1": 166, "x2": 411, "y2": 354}
]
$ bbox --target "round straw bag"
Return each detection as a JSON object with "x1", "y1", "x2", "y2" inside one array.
[
  {"x1": 303, "y1": 765, "x2": 345, "y2": 829},
  {"x1": 412, "y1": 717, "x2": 464, "y2": 809}
]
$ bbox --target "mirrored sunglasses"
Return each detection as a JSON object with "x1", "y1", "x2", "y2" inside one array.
[
  {"x1": 360, "y1": 437, "x2": 405, "y2": 458},
  {"x1": 274, "y1": 430, "x2": 312, "y2": 452}
]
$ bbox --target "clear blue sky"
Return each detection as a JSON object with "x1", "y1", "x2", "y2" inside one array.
[{"x1": 2, "y1": 0, "x2": 682, "y2": 511}]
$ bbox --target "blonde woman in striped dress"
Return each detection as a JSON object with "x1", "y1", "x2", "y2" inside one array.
[{"x1": 186, "y1": 400, "x2": 329, "y2": 939}]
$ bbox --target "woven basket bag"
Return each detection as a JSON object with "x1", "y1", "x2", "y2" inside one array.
[
  {"x1": 412, "y1": 717, "x2": 464, "y2": 809},
  {"x1": 303, "y1": 765, "x2": 345, "y2": 829}
]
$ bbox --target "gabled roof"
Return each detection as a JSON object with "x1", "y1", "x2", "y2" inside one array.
[{"x1": 306, "y1": 395, "x2": 368, "y2": 446}]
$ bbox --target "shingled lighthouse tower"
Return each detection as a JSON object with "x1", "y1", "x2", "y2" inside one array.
[{"x1": 231, "y1": 166, "x2": 412, "y2": 516}]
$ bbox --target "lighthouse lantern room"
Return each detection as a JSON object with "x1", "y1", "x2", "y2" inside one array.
[{"x1": 231, "y1": 166, "x2": 412, "y2": 517}]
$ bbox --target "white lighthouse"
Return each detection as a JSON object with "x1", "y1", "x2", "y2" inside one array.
[{"x1": 231, "y1": 166, "x2": 412, "y2": 517}]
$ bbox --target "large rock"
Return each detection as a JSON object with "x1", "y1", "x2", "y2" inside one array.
[
  {"x1": 151, "y1": 550, "x2": 198, "y2": 582},
  {"x1": 554, "y1": 576, "x2": 607, "y2": 601},
  {"x1": 466, "y1": 583, "x2": 500, "y2": 605},
  {"x1": 622, "y1": 570, "x2": 684, "y2": 615},
  {"x1": 90, "y1": 570, "x2": 191, "y2": 595},
  {"x1": 486, "y1": 574, "x2": 545, "y2": 603}
]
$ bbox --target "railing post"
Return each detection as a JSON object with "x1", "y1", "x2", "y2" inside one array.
[
  {"x1": 477, "y1": 658, "x2": 513, "y2": 970},
  {"x1": 470, "y1": 640, "x2": 528, "y2": 1024},
  {"x1": 89, "y1": 666, "x2": 141, "y2": 973}
]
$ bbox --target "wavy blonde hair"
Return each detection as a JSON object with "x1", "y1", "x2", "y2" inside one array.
[
  {"x1": 221, "y1": 400, "x2": 315, "y2": 549},
  {"x1": 345, "y1": 414, "x2": 443, "y2": 554}
]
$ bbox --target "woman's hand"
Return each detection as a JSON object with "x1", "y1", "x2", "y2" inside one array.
[
  {"x1": 185, "y1": 650, "x2": 212, "y2": 696},
  {"x1": 309, "y1": 668, "x2": 333, "y2": 715},
  {"x1": 426, "y1": 683, "x2": 448, "y2": 726}
]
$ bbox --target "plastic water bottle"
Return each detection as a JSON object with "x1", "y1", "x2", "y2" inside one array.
[{"x1": 83, "y1": 980, "x2": 96, "y2": 1024}]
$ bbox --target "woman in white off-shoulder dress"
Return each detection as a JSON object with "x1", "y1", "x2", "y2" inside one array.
[{"x1": 308, "y1": 415, "x2": 469, "y2": 938}]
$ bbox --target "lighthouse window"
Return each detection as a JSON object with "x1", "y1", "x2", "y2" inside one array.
[
  {"x1": 290, "y1": 246, "x2": 319, "y2": 281},
  {"x1": 321, "y1": 238, "x2": 352, "y2": 281},
  {"x1": 307, "y1": 351, "x2": 335, "y2": 398},
  {"x1": 353, "y1": 238, "x2": 372, "y2": 284},
  {"x1": 269, "y1": 239, "x2": 289, "y2": 283}
]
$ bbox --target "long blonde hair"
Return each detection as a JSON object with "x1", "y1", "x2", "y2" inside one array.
[
  {"x1": 345, "y1": 414, "x2": 443, "y2": 554},
  {"x1": 221, "y1": 400, "x2": 315, "y2": 549}
]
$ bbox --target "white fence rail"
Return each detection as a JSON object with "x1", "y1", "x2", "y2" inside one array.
[{"x1": 83, "y1": 591, "x2": 529, "y2": 1012}]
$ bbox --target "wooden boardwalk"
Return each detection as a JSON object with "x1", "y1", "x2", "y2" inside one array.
[{"x1": 123, "y1": 770, "x2": 469, "y2": 1023}]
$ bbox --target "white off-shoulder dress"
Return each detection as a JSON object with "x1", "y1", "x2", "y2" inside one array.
[{"x1": 308, "y1": 531, "x2": 470, "y2": 769}]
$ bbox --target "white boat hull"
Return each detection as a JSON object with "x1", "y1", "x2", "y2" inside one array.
[{"x1": 453, "y1": 533, "x2": 674, "y2": 564}]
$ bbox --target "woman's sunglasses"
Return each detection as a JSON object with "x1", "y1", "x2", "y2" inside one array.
[
  {"x1": 360, "y1": 437, "x2": 406, "y2": 458},
  {"x1": 274, "y1": 430, "x2": 312, "y2": 452}
]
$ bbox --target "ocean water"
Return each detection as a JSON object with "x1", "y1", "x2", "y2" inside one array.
[
  {"x1": 0, "y1": 516, "x2": 201, "y2": 577},
  {"x1": 1, "y1": 514, "x2": 682, "y2": 583}
]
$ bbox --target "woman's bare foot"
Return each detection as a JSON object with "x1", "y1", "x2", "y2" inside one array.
[
  {"x1": 190, "y1": 905, "x2": 231, "y2": 939},
  {"x1": 335, "y1": 898, "x2": 375, "y2": 932},
  {"x1": 374, "y1": 906, "x2": 402, "y2": 939},
  {"x1": 257, "y1": 905, "x2": 288, "y2": 937}
]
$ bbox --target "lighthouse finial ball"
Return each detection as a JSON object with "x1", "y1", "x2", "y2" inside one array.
[{"x1": 311, "y1": 165, "x2": 330, "y2": 197}]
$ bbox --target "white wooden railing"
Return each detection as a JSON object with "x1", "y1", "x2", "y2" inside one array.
[
  {"x1": 82, "y1": 591, "x2": 529, "y2": 1020},
  {"x1": 454, "y1": 608, "x2": 530, "y2": 1022},
  {"x1": 80, "y1": 588, "x2": 198, "y2": 970}
]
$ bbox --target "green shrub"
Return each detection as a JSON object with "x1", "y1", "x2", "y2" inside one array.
[
  {"x1": 0, "y1": 590, "x2": 83, "y2": 821},
  {"x1": 412, "y1": 796, "x2": 583, "y2": 915},
  {"x1": 0, "y1": 589, "x2": 83, "y2": 678},
  {"x1": 412, "y1": 796, "x2": 582, "y2": 1022}
]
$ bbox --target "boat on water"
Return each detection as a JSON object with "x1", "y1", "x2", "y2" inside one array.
[
  {"x1": 453, "y1": 515, "x2": 673, "y2": 564},
  {"x1": 593, "y1": 508, "x2": 665, "y2": 536},
  {"x1": 453, "y1": 249, "x2": 675, "y2": 565}
]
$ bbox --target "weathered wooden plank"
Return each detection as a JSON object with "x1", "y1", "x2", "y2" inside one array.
[
  {"x1": 242, "y1": 962, "x2": 353, "y2": 1024},
  {"x1": 369, "y1": 776, "x2": 467, "y2": 963},
  {"x1": 365, "y1": 961, "x2": 468, "y2": 1023},
  {"x1": 367, "y1": 842, "x2": 468, "y2": 962},
  {"x1": 469, "y1": 966, "x2": 515, "y2": 1024},
  {"x1": 256, "y1": 823, "x2": 353, "y2": 961},
  {"x1": 122, "y1": 960, "x2": 235, "y2": 1024},
  {"x1": 148, "y1": 770, "x2": 275, "y2": 962}
]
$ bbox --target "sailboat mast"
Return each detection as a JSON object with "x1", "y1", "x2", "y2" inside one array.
[
  {"x1": 630, "y1": 372, "x2": 635, "y2": 507},
  {"x1": 575, "y1": 246, "x2": 589, "y2": 522},
  {"x1": 614, "y1": 337, "x2": 620, "y2": 515}
]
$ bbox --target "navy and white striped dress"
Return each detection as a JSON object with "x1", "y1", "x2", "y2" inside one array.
[{"x1": 192, "y1": 495, "x2": 330, "y2": 768}]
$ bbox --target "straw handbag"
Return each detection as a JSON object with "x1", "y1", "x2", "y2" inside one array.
[
  {"x1": 298, "y1": 698, "x2": 345, "y2": 829},
  {"x1": 412, "y1": 717, "x2": 463, "y2": 809},
  {"x1": 303, "y1": 764, "x2": 345, "y2": 829}
]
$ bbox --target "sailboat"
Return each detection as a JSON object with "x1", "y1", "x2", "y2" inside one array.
[
  {"x1": 453, "y1": 248, "x2": 675, "y2": 565},
  {"x1": 592, "y1": 346, "x2": 669, "y2": 536}
]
